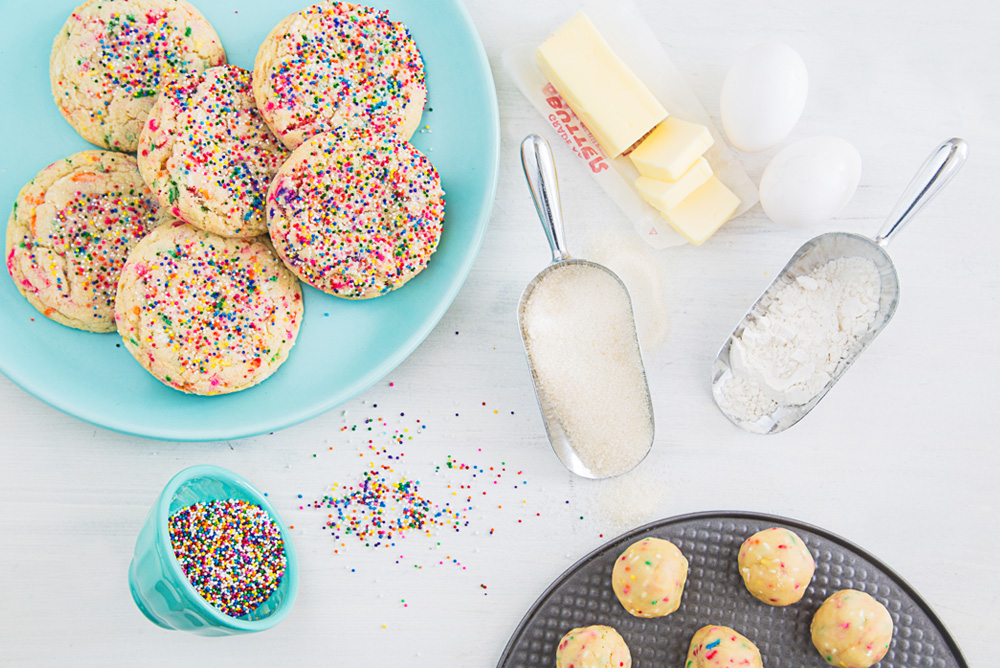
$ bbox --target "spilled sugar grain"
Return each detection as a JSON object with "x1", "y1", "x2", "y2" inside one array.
[
  {"x1": 585, "y1": 232, "x2": 669, "y2": 349},
  {"x1": 521, "y1": 264, "x2": 652, "y2": 477},
  {"x1": 587, "y1": 466, "x2": 667, "y2": 529}
]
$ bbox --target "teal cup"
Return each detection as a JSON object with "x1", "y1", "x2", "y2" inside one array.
[{"x1": 128, "y1": 465, "x2": 299, "y2": 636}]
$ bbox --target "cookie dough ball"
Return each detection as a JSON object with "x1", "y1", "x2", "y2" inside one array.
[
  {"x1": 556, "y1": 625, "x2": 631, "y2": 668},
  {"x1": 115, "y1": 222, "x2": 303, "y2": 394},
  {"x1": 253, "y1": 1, "x2": 426, "y2": 150},
  {"x1": 811, "y1": 589, "x2": 893, "y2": 668},
  {"x1": 686, "y1": 625, "x2": 763, "y2": 668},
  {"x1": 611, "y1": 537, "x2": 688, "y2": 617},
  {"x1": 266, "y1": 128, "x2": 444, "y2": 299},
  {"x1": 738, "y1": 526, "x2": 815, "y2": 605},
  {"x1": 50, "y1": 0, "x2": 226, "y2": 152},
  {"x1": 6, "y1": 150, "x2": 171, "y2": 332},
  {"x1": 138, "y1": 65, "x2": 289, "y2": 237}
]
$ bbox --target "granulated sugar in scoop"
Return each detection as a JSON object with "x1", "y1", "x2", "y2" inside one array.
[
  {"x1": 521, "y1": 263, "x2": 653, "y2": 477},
  {"x1": 518, "y1": 134, "x2": 654, "y2": 478}
]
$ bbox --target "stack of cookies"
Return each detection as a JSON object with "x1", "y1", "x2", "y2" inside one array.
[{"x1": 5, "y1": 0, "x2": 445, "y2": 395}]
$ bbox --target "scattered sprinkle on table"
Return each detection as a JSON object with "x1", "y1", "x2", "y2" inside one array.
[
  {"x1": 310, "y1": 465, "x2": 465, "y2": 549},
  {"x1": 305, "y1": 407, "x2": 535, "y2": 572}
]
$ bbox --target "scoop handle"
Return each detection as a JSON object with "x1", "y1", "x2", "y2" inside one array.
[
  {"x1": 876, "y1": 138, "x2": 968, "y2": 247},
  {"x1": 521, "y1": 134, "x2": 570, "y2": 263}
]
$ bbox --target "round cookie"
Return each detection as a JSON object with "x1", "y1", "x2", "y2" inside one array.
[
  {"x1": 266, "y1": 129, "x2": 445, "y2": 299},
  {"x1": 611, "y1": 537, "x2": 689, "y2": 618},
  {"x1": 50, "y1": 0, "x2": 226, "y2": 152},
  {"x1": 114, "y1": 221, "x2": 303, "y2": 395},
  {"x1": 6, "y1": 150, "x2": 171, "y2": 332},
  {"x1": 686, "y1": 625, "x2": 763, "y2": 668},
  {"x1": 138, "y1": 65, "x2": 289, "y2": 237},
  {"x1": 556, "y1": 625, "x2": 631, "y2": 668},
  {"x1": 738, "y1": 526, "x2": 815, "y2": 606},
  {"x1": 811, "y1": 589, "x2": 893, "y2": 668},
  {"x1": 253, "y1": 1, "x2": 426, "y2": 150}
]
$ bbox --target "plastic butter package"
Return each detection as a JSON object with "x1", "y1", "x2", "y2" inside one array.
[{"x1": 502, "y1": 0, "x2": 758, "y2": 249}]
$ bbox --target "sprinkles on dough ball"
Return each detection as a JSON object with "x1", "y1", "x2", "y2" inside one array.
[{"x1": 168, "y1": 499, "x2": 287, "y2": 618}]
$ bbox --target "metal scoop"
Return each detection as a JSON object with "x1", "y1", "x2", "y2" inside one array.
[
  {"x1": 517, "y1": 134, "x2": 654, "y2": 478},
  {"x1": 712, "y1": 138, "x2": 968, "y2": 434}
]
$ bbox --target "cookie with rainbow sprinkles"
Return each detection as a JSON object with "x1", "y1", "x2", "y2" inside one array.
[
  {"x1": 114, "y1": 221, "x2": 304, "y2": 395},
  {"x1": 50, "y1": 0, "x2": 226, "y2": 152},
  {"x1": 253, "y1": 1, "x2": 427, "y2": 150},
  {"x1": 138, "y1": 65, "x2": 289, "y2": 238},
  {"x1": 5, "y1": 150, "x2": 172, "y2": 332},
  {"x1": 266, "y1": 128, "x2": 445, "y2": 300}
]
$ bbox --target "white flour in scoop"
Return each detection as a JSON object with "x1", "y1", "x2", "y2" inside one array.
[{"x1": 720, "y1": 256, "x2": 881, "y2": 421}]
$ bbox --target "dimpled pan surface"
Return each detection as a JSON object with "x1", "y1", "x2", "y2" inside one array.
[{"x1": 497, "y1": 511, "x2": 968, "y2": 668}]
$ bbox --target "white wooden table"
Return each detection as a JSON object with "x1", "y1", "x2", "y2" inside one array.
[{"x1": 1, "y1": 0, "x2": 997, "y2": 665}]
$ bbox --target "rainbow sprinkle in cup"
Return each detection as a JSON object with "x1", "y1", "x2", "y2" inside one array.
[{"x1": 128, "y1": 465, "x2": 298, "y2": 635}]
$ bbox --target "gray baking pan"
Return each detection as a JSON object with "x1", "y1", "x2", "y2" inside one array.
[{"x1": 496, "y1": 511, "x2": 968, "y2": 668}]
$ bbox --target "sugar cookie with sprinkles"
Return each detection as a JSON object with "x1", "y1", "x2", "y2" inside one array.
[
  {"x1": 266, "y1": 129, "x2": 444, "y2": 299},
  {"x1": 253, "y1": 1, "x2": 427, "y2": 150},
  {"x1": 6, "y1": 150, "x2": 172, "y2": 332},
  {"x1": 50, "y1": 0, "x2": 226, "y2": 152},
  {"x1": 115, "y1": 221, "x2": 304, "y2": 395},
  {"x1": 138, "y1": 65, "x2": 289, "y2": 237}
]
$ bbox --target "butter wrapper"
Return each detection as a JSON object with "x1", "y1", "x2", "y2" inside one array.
[{"x1": 502, "y1": 0, "x2": 758, "y2": 249}]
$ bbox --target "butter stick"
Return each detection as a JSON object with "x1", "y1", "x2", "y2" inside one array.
[
  {"x1": 635, "y1": 157, "x2": 713, "y2": 211},
  {"x1": 629, "y1": 117, "x2": 715, "y2": 181},
  {"x1": 659, "y1": 176, "x2": 740, "y2": 245},
  {"x1": 535, "y1": 13, "x2": 668, "y2": 158}
]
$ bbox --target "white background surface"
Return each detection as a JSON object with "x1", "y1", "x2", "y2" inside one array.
[{"x1": 1, "y1": 0, "x2": 998, "y2": 665}]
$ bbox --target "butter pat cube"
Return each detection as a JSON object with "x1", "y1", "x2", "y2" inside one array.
[
  {"x1": 535, "y1": 13, "x2": 668, "y2": 157},
  {"x1": 630, "y1": 117, "x2": 715, "y2": 181},
  {"x1": 635, "y1": 157, "x2": 713, "y2": 211},
  {"x1": 661, "y1": 176, "x2": 740, "y2": 245}
]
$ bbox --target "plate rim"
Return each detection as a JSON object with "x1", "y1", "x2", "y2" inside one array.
[{"x1": 495, "y1": 510, "x2": 970, "y2": 668}]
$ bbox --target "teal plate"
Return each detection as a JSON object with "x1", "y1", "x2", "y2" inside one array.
[{"x1": 0, "y1": 0, "x2": 500, "y2": 440}]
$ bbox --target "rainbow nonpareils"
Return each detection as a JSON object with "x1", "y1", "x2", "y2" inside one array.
[{"x1": 168, "y1": 499, "x2": 286, "y2": 618}]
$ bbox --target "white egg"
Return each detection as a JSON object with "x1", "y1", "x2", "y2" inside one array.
[
  {"x1": 720, "y1": 43, "x2": 809, "y2": 153},
  {"x1": 759, "y1": 137, "x2": 862, "y2": 229}
]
